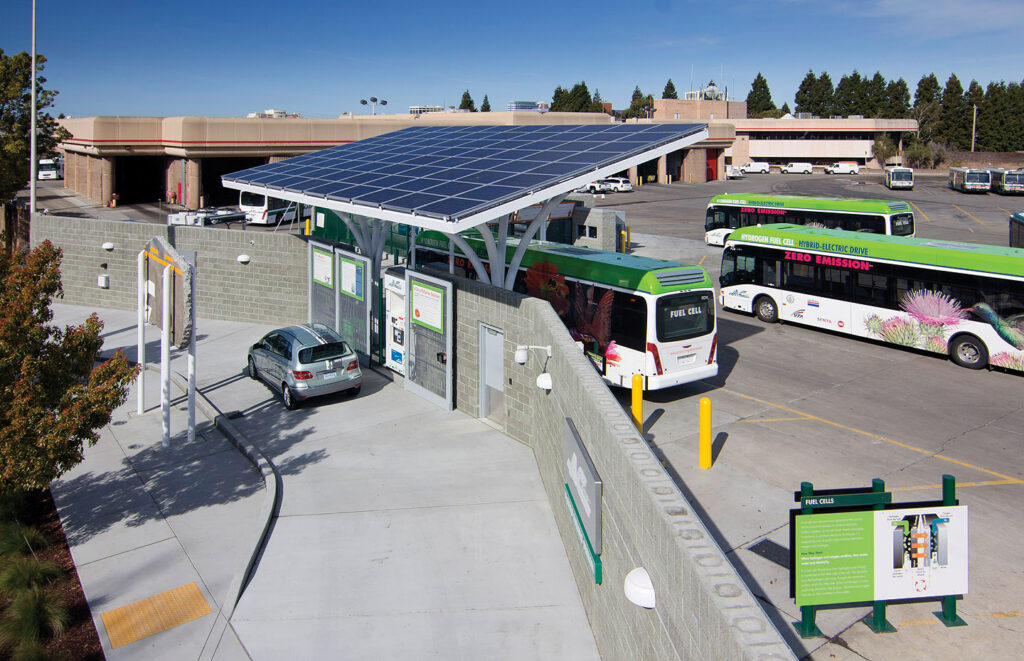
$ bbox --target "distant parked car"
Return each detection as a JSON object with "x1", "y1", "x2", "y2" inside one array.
[
  {"x1": 825, "y1": 162, "x2": 860, "y2": 174},
  {"x1": 739, "y1": 161, "x2": 770, "y2": 174},
  {"x1": 781, "y1": 162, "x2": 813, "y2": 174},
  {"x1": 574, "y1": 181, "x2": 611, "y2": 194},
  {"x1": 725, "y1": 165, "x2": 744, "y2": 179},
  {"x1": 599, "y1": 177, "x2": 633, "y2": 192},
  {"x1": 248, "y1": 324, "x2": 362, "y2": 409}
]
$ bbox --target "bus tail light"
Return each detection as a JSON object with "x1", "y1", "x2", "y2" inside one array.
[
  {"x1": 646, "y1": 343, "x2": 664, "y2": 376},
  {"x1": 261, "y1": 209, "x2": 268, "y2": 222},
  {"x1": 708, "y1": 333, "x2": 718, "y2": 364}
]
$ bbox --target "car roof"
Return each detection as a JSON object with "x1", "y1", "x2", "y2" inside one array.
[{"x1": 279, "y1": 324, "x2": 343, "y2": 347}]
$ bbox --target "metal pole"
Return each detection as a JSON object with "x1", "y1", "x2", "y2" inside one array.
[
  {"x1": 137, "y1": 251, "x2": 146, "y2": 415},
  {"x1": 187, "y1": 263, "x2": 196, "y2": 443},
  {"x1": 161, "y1": 265, "x2": 171, "y2": 448},
  {"x1": 970, "y1": 104, "x2": 977, "y2": 153},
  {"x1": 29, "y1": 0, "x2": 37, "y2": 214}
]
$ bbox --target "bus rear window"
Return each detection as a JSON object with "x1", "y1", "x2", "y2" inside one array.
[
  {"x1": 656, "y1": 292, "x2": 713, "y2": 343},
  {"x1": 891, "y1": 214, "x2": 914, "y2": 236},
  {"x1": 240, "y1": 192, "x2": 266, "y2": 207}
]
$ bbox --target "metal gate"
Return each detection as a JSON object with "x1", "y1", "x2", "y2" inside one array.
[
  {"x1": 333, "y1": 247, "x2": 371, "y2": 365},
  {"x1": 308, "y1": 241, "x2": 371, "y2": 365},
  {"x1": 404, "y1": 270, "x2": 453, "y2": 410}
]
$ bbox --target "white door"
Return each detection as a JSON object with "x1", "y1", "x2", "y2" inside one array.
[{"x1": 479, "y1": 325, "x2": 505, "y2": 426}]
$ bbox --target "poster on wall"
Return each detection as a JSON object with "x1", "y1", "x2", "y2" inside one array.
[
  {"x1": 312, "y1": 248, "x2": 333, "y2": 288},
  {"x1": 340, "y1": 257, "x2": 364, "y2": 300},
  {"x1": 411, "y1": 281, "x2": 444, "y2": 333}
]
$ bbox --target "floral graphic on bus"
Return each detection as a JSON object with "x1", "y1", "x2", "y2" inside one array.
[
  {"x1": 865, "y1": 290, "x2": 968, "y2": 353},
  {"x1": 573, "y1": 285, "x2": 613, "y2": 349},
  {"x1": 524, "y1": 261, "x2": 569, "y2": 316},
  {"x1": 604, "y1": 340, "x2": 622, "y2": 366}
]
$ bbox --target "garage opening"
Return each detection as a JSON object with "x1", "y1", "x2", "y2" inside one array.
[
  {"x1": 114, "y1": 156, "x2": 165, "y2": 204},
  {"x1": 202, "y1": 157, "x2": 267, "y2": 207}
]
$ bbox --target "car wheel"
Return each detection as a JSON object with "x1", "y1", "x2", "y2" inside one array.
[
  {"x1": 949, "y1": 335, "x2": 988, "y2": 370},
  {"x1": 755, "y1": 296, "x2": 779, "y2": 323},
  {"x1": 282, "y1": 383, "x2": 299, "y2": 409},
  {"x1": 247, "y1": 357, "x2": 258, "y2": 380}
]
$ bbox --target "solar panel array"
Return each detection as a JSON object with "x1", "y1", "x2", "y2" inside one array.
[{"x1": 223, "y1": 123, "x2": 704, "y2": 222}]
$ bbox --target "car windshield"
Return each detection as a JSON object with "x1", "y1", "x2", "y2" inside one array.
[{"x1": 298, "y1": 341, "x2": 352, "y2": 364}]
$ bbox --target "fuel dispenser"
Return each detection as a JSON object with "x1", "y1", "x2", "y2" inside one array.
[{"x1": 383, "y1": 267, "x2": 406, "y2": 375}]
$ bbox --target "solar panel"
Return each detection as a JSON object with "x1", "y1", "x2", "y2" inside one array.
[{"x1": 223, "y1": 123, "x2": 706, "y2": 222}]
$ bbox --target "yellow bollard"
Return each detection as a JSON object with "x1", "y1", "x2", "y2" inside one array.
[
  {"x1": 631, "y1": 374, "x2": 644, "y2": 432},
  {"x1": 620, "y1": 230, "x2": 626, "y2": 252},
  {"x1": 699, "y1": 397, "x2": 712, "y2": 469}
]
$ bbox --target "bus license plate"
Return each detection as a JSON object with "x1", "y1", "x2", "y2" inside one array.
[
  {"x1": 322, "y1": 371, "x2": 337, "y2": 380},
  {"x1": 678, "y1": 353, "x2": 696, "y2": 365}
]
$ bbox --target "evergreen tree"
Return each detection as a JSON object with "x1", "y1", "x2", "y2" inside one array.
[
  {"x1": 745, "y1": 73, "x2": 776, "y2": 116},
  {"x1": 884, "y1": 78, "x2": 911, "y2": 118},
  {"x1": 550, "y1": 86, "x2": 568, "y2": 111},
  {"x1": 914, "y1": 73, "x2": 942, "y2": 143},
  {"x1": 566, "y1": 81, "x2": 594, "y2": 112},
  {"x1": 964, "y1": 80, "x2": 985, "y2": 150},
  {"x1": 977, "y1": 82, "x2": 1005, "y2": 151},
  {"x1": 939, "y1": 74, "x2": 965, "y2": 147},
  {"x1": 780, "y1": 102, "x2": 791, "y2": 115},
  {"x1": 662, "y1": 79, "x2": 678, "y2": 99},
  {"x1": 865, "y1": 71, "x2": 887, "y2": 118},
  {"x1": 816, "y1": 72, "x2": 835, "y2": 116},
  {"x1": 834, "y1": 71, "x2": 865, "y2": 117},
  {"x1": 480, "y1": 95, "x2": 491, "y2": 112},
  {"x1": 591, "y1": 89, "x2": 606, "y2": 113},
  {"x1": 621, "y1": 86, "x2": 653, "y2": 119},
  {"x1": 1005, "y1": 81, "x2": 1024, "y2": 152},
  {"x1": 458, "y1": 90, "x2": 476, "y2": 112},
  {"x1": 794, "y1": 71, "x2": 818, "y2": 115}
]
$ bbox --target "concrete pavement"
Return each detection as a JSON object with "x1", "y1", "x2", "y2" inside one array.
[{"x1": 50, "y1": 304, "x2": 599, "y2": 660}]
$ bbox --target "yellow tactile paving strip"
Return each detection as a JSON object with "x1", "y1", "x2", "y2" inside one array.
[{"x1": 101, "y1": 582, "x2": 212, "y2": 648}]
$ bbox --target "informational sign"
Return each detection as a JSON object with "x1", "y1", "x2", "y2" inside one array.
[
  {"x1": 316, "y1": 211, "x2": 325, "y2": 228},
  {"x1": 564, "y1": 418, "x2": 602, "y2": 584},
  {"x1": 411, "y1": 281, "x2": 444, "y2": 333},
  {"x1": 794, "y1": 505, "x2": 968, "y2": 606},
  {"x1": 312, "y1": 248, "x2": 333, "y2": 288},
  {"x1": 339, "y1": 256, "x2": 364, "y2": 301},
  {"x1": 144, "y1": 237, "x2": 193, "y2": 349}
]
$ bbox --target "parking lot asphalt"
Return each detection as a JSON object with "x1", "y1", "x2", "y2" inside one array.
[
  {"x1": 49, "y1": 304, "x2": 599, "y2": 660},
  {"x1": 587, "y1": 178, "x2": 1024, "y2": 660}
]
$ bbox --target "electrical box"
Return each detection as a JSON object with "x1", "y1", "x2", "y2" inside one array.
[{"x1": 97, "y1": 274, "x2": 110, "y2": 289}]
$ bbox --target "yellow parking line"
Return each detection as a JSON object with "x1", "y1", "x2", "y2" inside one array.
[
  {"x1": 698, "y1": 255, "x2": 706, "y2": 266},
  {"x1": 895, "y1": 479, "x2": 1017, "y2": 491},
  {"x1": 953, "y1": 204, "x2": 987, "y2": 226},
  {"x1": 724, "y1": 390, "x2": 1024, "y2": 484},
  {"x1": 739, "y1": 416, "x2": 813, "y2": 423},
  {"x1": 908, "y1": 200, "x2": 930, "y2": 223},
  {"x1": 998, "y1": 207, "x2": 1013, "y2": 215}
]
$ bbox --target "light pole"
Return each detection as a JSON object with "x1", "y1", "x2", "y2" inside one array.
[
  {"x1": 360, "y1": 97, "x2": 388, "y2": 115},
  {"x1": 30, "y1": 0, "x2": 37, "y2": 214}
]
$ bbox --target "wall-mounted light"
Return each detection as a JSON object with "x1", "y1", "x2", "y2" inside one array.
[
  {"x1": 101, "y1": 242, "x2": 114, "y2": 251},
  {"x1": 624, "y1": 567, "x2": 655, "y2": 608},
  {"x1": 237, "y1": 254, "x2": 251, "y2": 264},
  {"x1": 536, "y1": 372, "x2": 552, "y2": 391}
]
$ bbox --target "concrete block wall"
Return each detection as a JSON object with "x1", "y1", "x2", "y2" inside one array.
[
  {"x1": 450, "y1": 275, "x2": 795, "y2": 661},
  {"x1": 30, "y1": 215, "x2": 307, "y2": 326}
]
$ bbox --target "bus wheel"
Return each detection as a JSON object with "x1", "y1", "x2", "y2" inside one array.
[
  {"x1": 950, "y1": 335, "x2": 988, "y2": 369},
  {"x1": 755, "y1": 296, "x2": 779, "y2": 323}
]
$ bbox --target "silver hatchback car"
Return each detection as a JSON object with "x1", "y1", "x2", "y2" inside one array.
[{"x1": 247, "y1": 324, "x2": 362, "y2": 409}]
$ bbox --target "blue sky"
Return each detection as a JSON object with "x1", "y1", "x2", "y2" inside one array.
[{"x1": 3, "y1": 0, "x2": 1024, "y2": 118}]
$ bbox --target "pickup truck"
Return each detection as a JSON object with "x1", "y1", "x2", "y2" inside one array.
[
  {"x1": 725, "y1": 165, "x2": 744, "y2": 179},
  {"x1": 739, "y1": 161, "x2": 770, "y2": 174}
]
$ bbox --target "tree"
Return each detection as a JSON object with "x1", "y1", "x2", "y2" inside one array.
[
  {"x1": 883, "y1": 78, "x2": 911, "y2": 118},
  {"x1": 745, "y1": 73, "x2": 776, "y2": 116},
  {"x1": 871, "y1": 136, "x2": 898, "y2": 167},
  {"x1": 780, "y1": 102, "x2": 791, "y2": 115},
  {"x1": 458, "y1": 90, "x2": 476, "y2": 112},
  {"x1": 551, "y1": 85, "x2": 568, "y2": 111},
  {"x1": 0, "y1": 50, "x2": 70, "y2": 203},
  {"x1": 0, "y1": 240, "x2": 139, "y2": 491},
  {"x1": 864, "y1": 71, "x2": 887, "y2": 117},
  {"x1": 913, "y1": 73, "x2": 942, "y2": 143},
  {"x1": 662, "y1": 79, "x2": 678, "y2": 99},
  {"x1": 794, "y1": 70, "x2": 832, "y2": 117},
  {"x1": 621, "y1": 86, "x2": 653, "y2": 119},
  {"x1": 480, "y1": 95, "x2": 491, "y2": 112},
  {"x1": 591, "y1": 89, "x2": 607, "y2": 113},
  {"x1": 939, "y1": 74, "x2": 965, "y2": 147},
  {"x1": 833, "y1": 70, "x2": 865, "y2": 117}
]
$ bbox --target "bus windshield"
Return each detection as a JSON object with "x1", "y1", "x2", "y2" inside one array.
[
  {"x1": 1005, "y1": 173, "x2": 1023, "y2": 185},
  {"x1": 966, "y1": 172, "x2": 990, "y2": 184},
  {"x1": 240, "y1": 192, "x2": 266, "y2": 207},
  {"x1": 892, "y1": 171, "x2": 912, "y2": 181}
]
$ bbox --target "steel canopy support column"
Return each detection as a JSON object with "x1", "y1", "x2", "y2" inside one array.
[
  {"x1": 477, "y1": 216, "x2": 510, "y2": 290},
  {"x1": 503, "y1": 194, "x2": 567, "y2": 289},
  {"x1": 447, "y1": 233, "x2": 491, "y2": 286}
]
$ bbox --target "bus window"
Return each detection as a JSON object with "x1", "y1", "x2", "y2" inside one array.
[
  {"x1": 852, "y1": 272, "x2": 889, "y2": 306},
  {"x1": 656, "y1": 292, "x2": 713, "y2": 343},
  {"x1": 611, "y1": 292, "x2": 648, "y2": 351},
  {"x1": 822, "y1": 267, "x2": 851, "y2": 298},
  {"x1": 783, "y1": 262, "x2": 816, "y2": 294},
  {"x1": 762, "y1": 257, "x2": 780, "y2": 287},
  {"x1": 891, "y1": 214, "x2": 915, "y2": 236}
]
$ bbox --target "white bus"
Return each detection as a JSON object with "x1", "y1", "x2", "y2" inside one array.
[
  {"x1": 239, "y1": 192, "x2": 297, "y2": 225},
  {"x1": 37, "y1": 158, "x2": 63, "y2": 180},
  {"x1": 990, "y1": 169, "x2": 1024, "y2": 195},
  {"x1": 719, "y1": 224, "x2": 1024, "y2": 373},
  {"x1": 413, "y1": 230, "x2": 718, "y2": 390},
  {"x1": 884, "y1": 166, "x2": 914, "y2": 190},
  {"x1": 949, "y1": 167, "x2": 991, "y2": 193}
]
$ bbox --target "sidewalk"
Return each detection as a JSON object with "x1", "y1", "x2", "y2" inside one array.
[{"x1": 50, "y1": 304, "x2": 599, "y2": 660}]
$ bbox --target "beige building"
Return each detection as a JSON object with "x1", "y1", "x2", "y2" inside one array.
[{"x1": 58, "y1": 111, "x2": 732, "y2": 209}]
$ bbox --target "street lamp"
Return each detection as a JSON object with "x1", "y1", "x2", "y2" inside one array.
[
  {"x1": 30, "y1": 0, "x2": 37, "y2": 214},
  {"x1": 360, "y1": 97, "x2": 387, "y2": 115}
]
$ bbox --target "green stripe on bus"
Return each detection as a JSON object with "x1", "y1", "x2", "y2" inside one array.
[{"x1": 709, "y1": 193, "x2": 911, "y2": 215}]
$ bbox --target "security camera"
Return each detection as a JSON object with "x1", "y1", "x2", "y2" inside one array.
[{"x1": 515, "y1": 346, "x2": 528, "y2": 365}]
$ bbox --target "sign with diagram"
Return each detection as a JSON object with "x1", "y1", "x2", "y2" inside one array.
[
  {"x1": 312, "y1": 248, "x2": 333, "y2": 288},
  {"x1": 339, "y1": 256, "x2": 364, "y2": 301}
]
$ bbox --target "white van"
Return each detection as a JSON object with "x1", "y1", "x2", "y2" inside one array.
[
  {"x1": 780, "y1": 162, "x2": 813, "y2": 174},
  {"x1": 739, "y1": 161, "x2": 770, "y2": 174},
  {"x1": 239, "y1": 191, "x2": 297, "y2": 225},
  {"x1": 825, "y1": 161, "x2": 859, "y2": 175},
  {"x1": 38, "y1": 158, "x2": 63, "y2": 180}
]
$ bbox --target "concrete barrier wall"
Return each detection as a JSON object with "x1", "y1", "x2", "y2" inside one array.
[
  {"x1": 30, "y1": 215, "x2": 307, "y2": 326},
  {"x1": 450, "y1": 274, "x2": 794, "y2": 661}
]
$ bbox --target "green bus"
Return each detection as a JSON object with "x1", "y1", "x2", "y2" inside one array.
[
  {"x1": 704, "y1": 193, "x2": 915, "y2": 246},
  {"x1": 720, "y1": 224, "x2": 1024, "y2": 373},
  {"x1": 412, "y1": 230, "x2": 718, "y2": 390}
]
